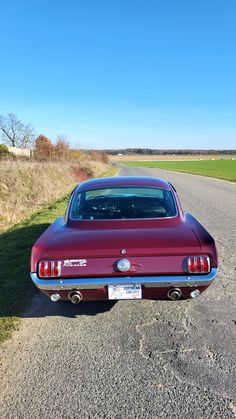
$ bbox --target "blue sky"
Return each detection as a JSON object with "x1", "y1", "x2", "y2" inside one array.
[{"x1": 0, "y1": 0, "x2": 236, "y2": 149}]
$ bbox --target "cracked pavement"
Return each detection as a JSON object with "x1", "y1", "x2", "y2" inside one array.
[{"x1": 0, "y1": 166, "x2": 235, "y2": 418}]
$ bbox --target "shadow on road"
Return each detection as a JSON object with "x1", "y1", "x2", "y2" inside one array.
[
  {"x1": 0, "y1": 223, "x2": 116, "y2": 319},
  {"x1": 25, "y1": 294, "x2": 117, "y2": 318}
]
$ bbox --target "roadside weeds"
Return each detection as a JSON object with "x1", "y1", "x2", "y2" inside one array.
[{"x1": 0, "y1": 167, "x2": 119, "y2": 344}]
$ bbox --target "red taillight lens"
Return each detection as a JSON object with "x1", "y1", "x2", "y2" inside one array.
[
  {"x1": 38, "y1": 261, "x2": 62, "y2": 278},
  {"x1": 187, "y1": 256, "x2": 210, "y2": 273}
]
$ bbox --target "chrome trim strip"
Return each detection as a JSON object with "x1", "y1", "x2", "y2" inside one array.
[
  {"x1": 31, "y1": 268, "x2": 218, "y2": 291},
  {"x1": 70, "y1": 215, "x2": 179, "y2": 221}
]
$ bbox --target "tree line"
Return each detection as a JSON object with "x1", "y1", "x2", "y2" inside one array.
[{"x1": 100, "y1": 148, "x2": 236, "y2": 155}]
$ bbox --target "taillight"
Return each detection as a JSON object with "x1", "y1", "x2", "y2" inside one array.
[
  {"x1": 38, "y1": 261, "x2": 62, "y2": 278},
  {"x1": 187, "y1": 256, "x2": 210, "y2": 273}
]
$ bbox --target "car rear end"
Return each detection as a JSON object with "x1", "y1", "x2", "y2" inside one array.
[
  {"x1": 30, "y1": 177, "x2": 218, "y2": 303},
  {"x1": 31, "y1": 222, "x2": 218, "y2": 303}
]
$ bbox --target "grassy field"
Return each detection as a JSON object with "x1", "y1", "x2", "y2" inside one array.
[
  {"x1": 124, "y1": 160, "x2": 236, "y2": 182},
  {"x1": 0, "y1": 167, "x2": 118, "y2": 344},
  {"x1": 113, "y1": 153, "x2": 236, "y2": 161}
]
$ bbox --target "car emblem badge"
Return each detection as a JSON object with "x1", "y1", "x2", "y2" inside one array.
[
  {"x1": 63, "y1": 259, "x2": 87, "y2": 267},
  {"x1": 117, "y1": 258, "x2": 131, "y2": 272},
  {"x1": 120, "y1": 249, "x2": 126, "y2": 255}
]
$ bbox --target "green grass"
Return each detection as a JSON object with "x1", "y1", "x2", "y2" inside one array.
[
  {"x1": 0, "y1": 193, "x2": 70, "y2": 343},
  {"x1": 101, "y1": 167, "x2": 119, "y2": 177},
  {"x1": 0, "y1": 168, "x2": 118, "y2": 344},
  {"x1": 124, "y1": 160, "x2": 236, "y2": 182}
]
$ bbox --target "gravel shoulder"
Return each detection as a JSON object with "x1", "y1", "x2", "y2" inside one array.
[{"x1": 0, "y1": 166, "x2": 235, "y2": 419}]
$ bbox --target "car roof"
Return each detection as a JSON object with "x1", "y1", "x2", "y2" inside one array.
[{"x1": 77, "y1": 176, "x2": 173, "y2": 192}]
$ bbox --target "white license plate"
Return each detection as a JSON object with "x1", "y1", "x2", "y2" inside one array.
[{"x1": 108, "y1": 284, "x2": 142, "y2": 300}]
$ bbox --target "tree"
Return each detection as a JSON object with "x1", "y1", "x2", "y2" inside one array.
[
  {"x1": 89, "y1": 150, "x2": 109, "y2": 163},
  {"x1": 100, "y1": 151, "x2": 109, "y2": 164},
  {"x1": 69, "y1": 148, "x2": 85, "y2": 160},
  {"x1": 0, "y1": 113, "x2": 35, "y2": 149},
  {"x1": 34, "y1": 135, "x2": 54, "y2": 160},
  {"x1": 54, "y1": 135, "x2": 70, "y2": 159},
  {"x1": 0, "y1": 144, "x2": 14, "y2": 159}
]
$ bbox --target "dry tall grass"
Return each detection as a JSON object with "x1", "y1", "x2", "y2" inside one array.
[{"x1": 0, "y1": 159, "x2": 109, "y2": 231}]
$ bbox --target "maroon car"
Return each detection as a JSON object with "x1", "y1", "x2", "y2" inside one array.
[{"x1": 30, "y1": 176, "x2": 218, "y2": 303}]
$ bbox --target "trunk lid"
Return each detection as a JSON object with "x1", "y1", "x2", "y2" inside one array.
[{"x1": 45, "y1": 224, "x2": 200, "y2": 277}]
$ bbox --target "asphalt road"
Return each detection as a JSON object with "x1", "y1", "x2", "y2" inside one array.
[{"x1": 1, "y1": 166, "x2": 236, "y2": 419}]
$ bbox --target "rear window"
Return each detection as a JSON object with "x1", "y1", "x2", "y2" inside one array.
[{"x1": 70, "y1": 187, "x2": 177, "y2": 220}]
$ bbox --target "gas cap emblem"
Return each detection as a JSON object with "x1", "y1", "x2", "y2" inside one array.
[
  {"x1": 120, "y1": 249, "x2": 126, "y2": 255},
  {"x1": 117, "y1": 258, "x2": 131, "y2": 272}
]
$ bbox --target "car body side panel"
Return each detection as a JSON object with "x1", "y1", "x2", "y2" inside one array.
[{"x1": 184, "y1": 212, "x2": 218, "y2": 267}]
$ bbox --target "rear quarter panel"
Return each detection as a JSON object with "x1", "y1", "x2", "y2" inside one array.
[
  {"x1": 184, "y1": 212, "x2": 218, "y2": 267},
  {"x1": 30, "y1": 216, "x2": 64, "y2": 272}
]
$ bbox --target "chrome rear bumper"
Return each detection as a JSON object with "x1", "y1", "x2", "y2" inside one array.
[{"x1": 31, "y1": 268, "x2": 218, "y2": 291}]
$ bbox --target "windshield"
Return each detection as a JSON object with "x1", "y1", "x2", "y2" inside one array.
[{"x1": 70, "y1": 187, "x2": 177, "y2": 220}]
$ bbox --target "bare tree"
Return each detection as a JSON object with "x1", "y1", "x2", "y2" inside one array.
[{"x1": 0, "y1": 113, "x2": 35, "y2": 148}]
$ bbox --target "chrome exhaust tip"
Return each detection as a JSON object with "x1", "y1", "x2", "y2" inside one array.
[
  {"x1": 167, "y1": 288, "x2": 182, "y2": 300},
  {"x1": 190, "y1": 289, "x2": 200, "y2": 299},
  {"x1": 68, "y1": 291, "x2": 82, "y2": 304},
  {"x1": 50, "y1": 293, "x2": 61, "y2": 302}
]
